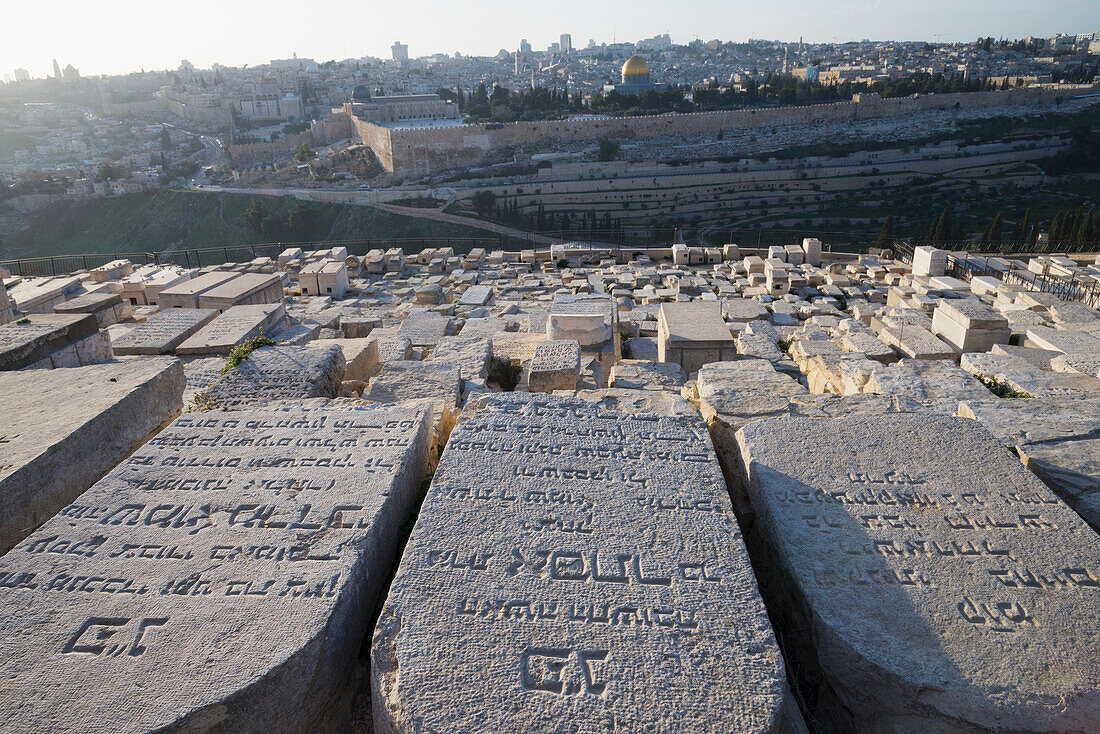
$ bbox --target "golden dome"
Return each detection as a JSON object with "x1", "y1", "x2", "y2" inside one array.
[{"x1": 622, "y1": 55, "x2": 649, "y2": 77}]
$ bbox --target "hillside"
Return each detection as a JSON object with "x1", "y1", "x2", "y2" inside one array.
[{"x1": 0, "y1": 189, "x2": 502, "y2": 260}]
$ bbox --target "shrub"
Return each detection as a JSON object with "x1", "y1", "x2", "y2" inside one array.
[
  {"x1": 221, "y1": 331, "x2": 277, "y2": 375},
  {"x1": 488, "y1": 356, "x2": 522, "y2": 392}
]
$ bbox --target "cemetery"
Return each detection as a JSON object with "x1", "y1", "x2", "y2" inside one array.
[{"x1": 1, "y1": 239, "x2": 1100, "y2": 732}]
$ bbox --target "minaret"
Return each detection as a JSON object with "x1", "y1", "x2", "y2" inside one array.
[{"x1": 783, "y1": 47, "x2": 790, "y2": 75}]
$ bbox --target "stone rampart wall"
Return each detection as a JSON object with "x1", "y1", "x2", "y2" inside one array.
[{"x1": 355, "y1": 84, "x2": 1097, "y2": 181}]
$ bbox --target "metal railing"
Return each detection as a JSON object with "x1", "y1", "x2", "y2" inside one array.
[{"x1": 893, "y1": 240, "x2": 1100, "y2": 308}]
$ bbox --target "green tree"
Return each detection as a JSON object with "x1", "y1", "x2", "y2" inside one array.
[
  {"x1": 295, "y1": 143, "x2": 315, "y2": 161},
  {"x1": 597, "y1": 138, "x2": 621, "y2": 162},
  {"x1": 876, "y1": 216, "x2": 895, "y2": 248},
  {"x1": 160, "y1": 128, "x2": 173, "y2": 151},
  {"x1": 240, "y1": 200, "x2": 266, "y2": 235},
  {"x1": 984, "y1": 211, "x2": 1003, "y2": 245},
  {"x1": 471, "y1": 190, "x2": 496, "y2": 217}
]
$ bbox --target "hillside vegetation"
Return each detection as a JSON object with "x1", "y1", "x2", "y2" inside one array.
[{"x1": 1, "y1": 189, "x2": 499, "y2": 260}]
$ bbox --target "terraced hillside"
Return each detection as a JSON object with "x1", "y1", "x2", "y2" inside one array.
[{"x1": 1, "y1": 189, "x2": 499, "y2": 260}]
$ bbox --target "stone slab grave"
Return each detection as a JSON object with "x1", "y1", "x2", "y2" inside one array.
[
  {"x1": 196, "y1": 272, "x2": 283, "y2": 310},
  {"x1": 157, "y1": 270, "x2": 239, "y2": 309},
  {"x1": 309, "y1": 337, "x2": 380, "y2": 381},
  {"x1": 372, "y1": 393, "x2": 805, "y2": 734},
  {"x1": 608, "y1": 359, "x2": 685, "y2": 391},
  {"x1": 657, "y1": 301, "x2": 737, "y2": 375},
  {"x1": 430, "y1": 335, "x2": 491, "y2": 382},
  {"x1": 363, "y1": 360, "x2": 463, "y2": 442},
  {"x1": 175, "y1": 302, "x2": 286, "y2": 356},
  {"x1": 0, "y1": 356, "x2": 183, "y2": 554},
  {"x1": 0, "y1": 313, "x2": 110, "y2": 370},
  {"x1": 110, "y1": 307, "x2": 219, "y2": 355},
  {"x1": 527, "y1": 339, "x2": 582, "y2": 393},
  {"x1": 53, "y1": 291, "x2": 133, "y2": 328},
  {"x1": 396, "y1": 311, "x2": 452, "y2": 347},
  {"x1": 202, "y1": 345, "x2": 345, "y2": 410},
  {"x1": 959, "y1": 397, "x2": 1100, "y2": 531},
  {"x1": 930, "y1": 299, "x2": 1010, "y2": 353},
  {"x1": 863, "y1": 358, "x2": 990, "y2": 411},
  {"x1": 0, "y1": 403, "x2": 431, "y2": 733},
  {"x1": 734, "y1": 414, "x2": 1100, "y2": 732}
]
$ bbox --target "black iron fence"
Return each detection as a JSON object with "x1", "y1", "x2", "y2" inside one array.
[{"x1": 893, "y1": 240, "x2": 1100, "y2": 307}]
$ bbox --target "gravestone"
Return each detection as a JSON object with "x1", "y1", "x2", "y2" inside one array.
[
  {"x1": 734, "y1": 414, "x2": 1100, "y2": 732},
  {"x1": 54, "y1": 291, "x2": 133, "y2": 328},
  {"x1": 175, "y1": 303, "x2": 286, "y2": 356},
  {"x1": 157, "y1": 270, "x2": 239, "y2": 309},
  {"x1": 196, "y1": 272, "x2": 283, "y2": 310},
  {"x1": 397, "y1": 312, "x2": 452, "y2": 346},
  {"x1": 110, "y1": 308, "x2": 219, "y2": 355},
  {"x1": 658, "y1": 301, "x2": 737, "y2": 375},
  {"x1": 0, "y1": 313, "x2": 108, "y2": 370},
  {"x1": 0, "y1": 357, "x2": 183, "y2": 553},
  {"x1": 528, "y1": 339, "x2": 582, "y2": 393},
  {"x1": 431, "y1": 335, "x2": 492, "y2": 382},
  {"x1": 0, "y1": 403, "x2": 431, "y2": 733},
  {"x1": 959, "y1": 397, "x2": 1100, "y2": 531},
  {"x1": 372, "y1": 394, "x2": 804, "y2": 734},
  {"x1": 203, "y1": 345, "x2": 345, "y2": 409}
]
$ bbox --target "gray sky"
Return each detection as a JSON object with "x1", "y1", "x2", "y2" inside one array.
[{"x1": 6, "y1": 0, "x2": 1098, "y2": 78}]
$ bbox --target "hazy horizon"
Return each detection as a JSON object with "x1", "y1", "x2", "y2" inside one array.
[{"x1": 5, "y1": 0, "x2": 1099, "y2": 79}]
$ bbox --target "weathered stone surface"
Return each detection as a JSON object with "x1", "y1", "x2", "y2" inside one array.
[
  {"x1": 0, "y1": 313, "x2": 100, "y2": 370},
  {"x1": 959, "y1": 397, "x2": 1100, "y2": 530},
  {"x1": 431, "y1": 335, "x2": 491, "y2": 381},
  {"x1": 373, "y1": 394, "x2": 804, "y2": 734},
  {"x1": 734, "y1": 414, "x2": 1100, "y2": 732},
  {"x1": 658, "y1": 301, "x2": 737, "y2": 375},
  {"x1": 863, "y1": 358, "x2": 989, "y2": 409},
  {"x1": 528, "y1": 339, "x2": 582, "y2": 393},
  {"x1": 54, "y1": 291, "x2": 132, "y2": 328},
  {"x1": 204, "y1": 345, "x2": 345, "y2": 409},
  {"x1": 608, "y1": 359, "x2": 685, "y2": 391},
  {"x1": 0, "y1": 357, "x2": 183, "y2": 553},
  {"x1": 157, "y1": 270, "x2": 239, "y2": 309},
  {"x1": 182, "y1": 356, "x2": 225, "y2": 407},
  {"x1": 308, "y1": 337, "x2": 379, "y2": 382},
  {"x1": 696, "y1": 359, "x2": 809, "y2": 431},
  {"x1": 175, "y1": 303, "x2": 286, "y2": 356},
  {"x1": 110, "y1": 308, "x2": 219, "y2": 355},
  {"x1": 564, "y1": 387, "x2": 697, "y2": 416},
  {"x1": 397, "y1": 312, "x2": 453, "y2": 346},
  {"x1": 0, "y1": 404, "x2": 431, "y2": 733},
  {"x1": 364, "y1": 360, "x2": 462, "y2": 415},
  {"x1": 878, "y1": 324, "x2": 955, "y2": 360}
]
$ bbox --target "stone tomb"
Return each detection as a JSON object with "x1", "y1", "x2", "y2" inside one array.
[
  {"x1": 734, "y1": 414, "x2": 1100, "y2": 732},
  {"x1": 657, "y1": 301, "x2": 737, "y2": 375},
  {"x1": 110, "y1": 308, "x2": 219, "y2": 355},
  {"x1": 372, "y1": 394, "x2": 804, "y2": 734},
  {"x1": 53, "y1": 291, "x2": 133, "y2": 328},
  {"x1": 527, "y1": 339, "x2": 582, "y2": 393},
  {"x1": 195, "y1": 272, "x2": 283, "y2": 310},
  {"x1": 202, "y1": 345, "x2": 346, "y2": 409},
  {"x1": 0, "y1": 313, "x2": 110, "y2": 370},
  {"x1": 0, "y1": 404, "x2": 431, "y2": 733},
  {"x1": 0, "y1": 357, "x2": 184, "y2": 554},
  {"x1": 157, "y1": 270, "x2": 239, "y2": 309},
  {"x1": 175, "y1": 303, "x2": 286, "y2": 356}
]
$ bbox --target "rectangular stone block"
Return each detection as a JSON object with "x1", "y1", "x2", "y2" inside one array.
[
  {"x1": 157, "y1": 271, "x2": 239, "y2": 309},
  {"x1": 658, "y1": 301, "x2": 737, "y2": 375},
  {"x1": 54, "y1": 291, "x2": 132, "y2": 328},
  {"x1": 0, "y1": 356, "x2": 183, "y2": 553},
  {"x1": 0, "y1": 313, "x2": 99, "y2": 370},
  {"x1": 110, "y1": 308, "x2": 219, "y2": 355},
  {"x1": 528, "y1": 339, "x2": 581, "y2": 393},
  {"x1": 175, "y1": 303, "x2": 286, "y2": 356},
  {"x1": 202, "y1": 345, "x2": 345, "y2": 409},
  {"x1": 734, "y1": 414, "x2": 1100, "y2": 732},
  {"x1": 309, "y1": 337, "x2": 380, "y2": 382},
  {"x1": 372, "y1": 394, "x2": 804, "y2": 734},
  {"x1": 0, "y1": 403, "x2": 430, "y2": 733},
  {"x1": 196, "y1": 273, "x2": 283, "y2": 310}
]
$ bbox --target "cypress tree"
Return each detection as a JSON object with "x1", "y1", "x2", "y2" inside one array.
[
  {"x1": 984, "y1": 211, "x2": 1003, "y2": 244},
  {"x1": 877, "y1": 216, "x2": 895, "y2": 248}
]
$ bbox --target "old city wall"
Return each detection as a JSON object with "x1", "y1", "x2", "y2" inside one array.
[{"x1": 364, "y1": 83, "x2": 1098, "y2": 180}]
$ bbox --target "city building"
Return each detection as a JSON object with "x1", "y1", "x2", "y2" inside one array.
[
  {"x1": 14, "y1": 68, "x2": 30, "y2": 82},
  {"x1": 604, "y1": 55, "x2": 667, "y2": 95},
  {"x1": 343, "y1": 86, "x2": 458, "y2": 124},
  {"x1": 560, "y1": 34, "x2": 572, "y2": 54},
  {"x1": 392, "y1": 41, "x2": 409, "y2": 63}
]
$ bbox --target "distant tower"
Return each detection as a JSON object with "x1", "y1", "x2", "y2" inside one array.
[
  {"x1": 799, "y1": 36, "x2": 804, "y2": 55},
  {"x1": 515, "y1": 51, "x2": 522, "y2": 76},
  {"x1": 783, "y1": 47, "x2": 790, "y2": 75},
  {"x1": 560, "y1": 33, "x2": 572, "y2": 54},
  {"x1": 52, "y1": 58, "x2": 62, "y2": 79},
  {"x1": 391, "y1": 41, "x2": 409, "y2": 63},
  {"x1": 520, "y1": 38, "x2": 532, "y2": 54}
]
